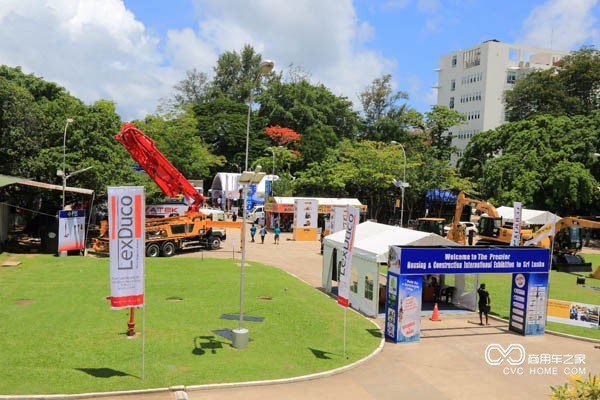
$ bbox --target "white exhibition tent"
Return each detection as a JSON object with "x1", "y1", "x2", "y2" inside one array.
[
  {"x1": 496, "y1": 206, "x2": 560, "y2": 227},
  {"x1": 209, "y1": 172, "x2": 279, "y2": 203},
  {"x1": 321, "y1": 221, "x2": 475, "y2": 317}
]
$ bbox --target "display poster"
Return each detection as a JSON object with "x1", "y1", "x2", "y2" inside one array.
[
  {"x1": 509, "y1": 273, "x2": 549, "y2": 335},
  {"x1": 293, "y1": 199, "x2": 318, "y2": 229},
  {"x1": 108, "y1": 186, "x2": 145, "y2": 309},
  {"x1": 385, "y1": 271, "x2": 423, "y2": 343},
  {"x1": 510, "y1": 202, "x2": 522, "y2": 246},
  {"x1": 547, "y1": 299, "x2": 600, "y2": 329},
  {"x1": 337, "y1": 206, "x2": 359, "y2": 307},
  {"x1": 58, "y1": 210, "x2": 86, "y2": 252},
  {"x1": 396, "y1": 247, "x2": 550, "y2": 275},
  {"x1": 329, "y1": 206, "x2": 347, "y2": 235}
]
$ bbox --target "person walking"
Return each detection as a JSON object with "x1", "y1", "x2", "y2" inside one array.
[
  {"x1": 250, "y1": 223, "x2": 257, "y2": 242},
  {"x1": 274, "y1": 225, "x2": 281, "y2": 244},
  {"x1": 260, "y1": 226, "x2": 267, "y2": 244},
  {"x1": 477, "y1": 283, "x2": 491, "y2": 325}
]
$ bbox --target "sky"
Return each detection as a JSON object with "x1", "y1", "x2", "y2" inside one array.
[{"x1": 0, "y1": 0, "x2": 598, "y2": 121}]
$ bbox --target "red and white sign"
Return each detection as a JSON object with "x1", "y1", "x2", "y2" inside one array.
[
  {"x1": 108, "y1": 186, "x2": 145, "y2": 309},
  {"x1": 337, "y1": 206, "x2": 359, "y2": 308}
]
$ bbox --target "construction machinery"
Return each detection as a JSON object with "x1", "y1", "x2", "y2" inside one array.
[
  {"x1": 445, "y1": 191, "x2": 534, "y2": 246},
  {"x1": 522, "y1": 217, "x2": 600, "y2": 272},
  {"x1": 92, "y1": 123, "x2": 241, "y2": 256},
  {"x1": 416, "y1": 218, "x2": 445, "y2": 236}
]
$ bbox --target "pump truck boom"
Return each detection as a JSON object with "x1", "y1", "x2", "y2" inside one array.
[{"x1": 92, "y1": 123, "x2": 241, "y2": 256}]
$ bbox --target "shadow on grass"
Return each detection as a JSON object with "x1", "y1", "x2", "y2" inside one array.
[
  {"x1": 75, "y1": 368, "x2": 133, "y2": 378},
  {"x1": 366, "y1": 328, "x2": 382, "y2": 338},
  {"x1": 193, "y1": 335, "x2": 226, "y2": 355},
  {"x1": 308, "y1": 347, "x2": 335, "y2": 359}
]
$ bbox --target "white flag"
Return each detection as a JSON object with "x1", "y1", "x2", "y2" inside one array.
[
  {"x1": 337, "y1": 206, "x2": 359, "y2": 307},
  {"x1": 108, "y1": 186, "x2": 145, "y2": 309},
  {"x1": 510, "y1": 202, "x2": 522, "y2": 246}
]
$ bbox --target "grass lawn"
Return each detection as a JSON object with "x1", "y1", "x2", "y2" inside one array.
[
  {"x1": 0, "y1": 253, "x2": 381, "y2": 395},
  {"x1": 484, "y1": 253, "x2": 600, "y2": 340}
]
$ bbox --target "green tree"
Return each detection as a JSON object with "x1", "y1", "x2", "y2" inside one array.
[
  {"x1": 461, "y1": 113, "x2": 599, "y2": 214},
  {"x1": 504, "y1": 47, "x2": 600, "y2": 121},
  {"x1": 212, "y1": 44, "x2": 267, "y2": 102},
  {"x1": 358, "y1": 74, "x2": 415, "y2": 142}
]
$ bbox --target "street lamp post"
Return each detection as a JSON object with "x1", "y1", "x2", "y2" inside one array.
[
  {"x1": 391, "y1": 141, "x2": 408, "y2": 226},
  {"x1": 61, "y1": 118, "x2": 74, "y2": 209},
  {"x1": 233, "y1": 166, "x2": 265, "y2": 349},
  {"x1": 234, "y1": 59, "x2": 274, "y2": 350}
]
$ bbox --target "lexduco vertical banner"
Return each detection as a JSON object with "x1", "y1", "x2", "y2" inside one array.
[
  {"x1": 337, "y1": 206, "x2": 359, "y2": 307},
  {"x1": 108, "y1": 186, "x2": 145, "y2": 309}
]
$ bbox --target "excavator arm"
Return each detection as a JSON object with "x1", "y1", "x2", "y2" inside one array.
[
  {"x1": 115, "y1": 123, "x2": 205, "y2": 212},
  {"x1": 446, "y1": 191, "x2": 500, "y2": 244}
]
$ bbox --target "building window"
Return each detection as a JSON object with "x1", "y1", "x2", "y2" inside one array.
[
  {"x1": 449, "y1": 97, "x2": 455, "y2": 109},
  {"x1": 506, "y1": 70, "x2": 517, "y2": 84},
  {"x1": 451, "y1": 79, "x2": 456, "y2": 91},
  {"x1": 451, "y1": 55, "x2": 457, "y2": 67},
  {"x1": 350, "y1": 268, "x2": 358, "y2": 293},
  {"x1": 463, "y1": 48, "x2": 481, "y2": 69},
  {"x1": 364, "y1": 273, "x2": 374, "y2": 300}
]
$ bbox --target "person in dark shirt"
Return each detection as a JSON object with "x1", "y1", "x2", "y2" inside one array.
[{"x1": 478, "y1": 283, "x2": 491, "y2": 325}]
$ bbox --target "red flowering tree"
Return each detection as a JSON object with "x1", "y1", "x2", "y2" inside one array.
[{"x1": 265, "y1": 125, "x2": 301, "y2": 146}]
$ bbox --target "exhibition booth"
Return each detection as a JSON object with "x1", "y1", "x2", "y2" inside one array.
[
  {"x1": 385, "y1": 246, "x2": 551, "y2": 343},
  {"x1": 322, "y1": 221, "x2": 463, "y2": 317}
]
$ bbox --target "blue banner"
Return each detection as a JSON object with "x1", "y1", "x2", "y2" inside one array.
[
  {"x1": 396, "y1": 247, "x2": 550, "y2": 275},
  {"x1": 385, "y1": 271, "x2": 423, "y2": 343},
  {"x1": 509, "y1": 273, "x2": 549, "y2": 336}
]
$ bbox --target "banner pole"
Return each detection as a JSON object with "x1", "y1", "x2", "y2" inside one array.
[
  {"x1": 343, "y1": 306, "x2": 347, "y2": 358},
  {"x1": 141, "y1": 305, "x2": 145, "y2": 380}
]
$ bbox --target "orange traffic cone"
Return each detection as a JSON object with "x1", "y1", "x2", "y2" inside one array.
[{"x1": 430, "y1": 303, "x2": 441, "y2": 321}]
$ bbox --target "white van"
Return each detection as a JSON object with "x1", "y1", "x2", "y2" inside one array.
[{"x1": 248, "y1": 205, "x2": 265, "y2": 223}]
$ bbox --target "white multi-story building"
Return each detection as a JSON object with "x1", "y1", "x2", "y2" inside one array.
[{"x1": 435, "y1": 40, "x2": 568, "y2": 165}]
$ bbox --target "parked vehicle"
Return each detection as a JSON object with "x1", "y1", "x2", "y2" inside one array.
[{"x1": 92, "y1": 123, "x2": 241, "y2": 256}]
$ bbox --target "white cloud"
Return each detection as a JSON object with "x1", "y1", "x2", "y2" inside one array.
[
  {"x1": 0, "y1": 0, "x2": 174, "y2": 121},
  {"x1": 0, "y1": 0, "x2": 398, "y2": 120},
  {"x1": 518, "y1": 0, "x2": 599, "y2": 50}
]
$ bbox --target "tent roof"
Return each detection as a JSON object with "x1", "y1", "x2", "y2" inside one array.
[
  {"x1": 324, "y1": 220, "x2": 460, "y2": 263},
  {"x1": 0, "y1": 174, "x2": 26, "y2": 188},
  {"x1": 496, "y1": 206, "x2": 560, "y2": 226},
  {"x1": 0, "y1": 174, "x2": 93, "y2": 194}
]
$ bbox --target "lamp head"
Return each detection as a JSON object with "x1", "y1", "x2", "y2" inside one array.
[{"x1": 259, "y1": 60, "x2": 274, "y2": 75}]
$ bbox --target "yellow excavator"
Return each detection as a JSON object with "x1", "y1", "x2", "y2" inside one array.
[
  {"x1": 521, "y1": 217, "x2": 600, "y2": 272},
  {"x1": 445, "y1": 191, "x2": 534, "y2": 246}
]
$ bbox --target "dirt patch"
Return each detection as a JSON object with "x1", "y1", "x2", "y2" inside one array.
[{"x1": 14, "y1": 299, "x2": 34, "y2": 305}]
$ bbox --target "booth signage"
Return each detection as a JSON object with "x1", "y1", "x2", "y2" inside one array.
[
  {"x1": 509, "y1": 273, "x2": 548, "y2": 335},
  {"x1": 395, "y1": 247, "x2": 550, "y2": 275},
  {"x1": 385, "y1": 271, "x2": 422, "y2": 343},
  {"x1": 108, "y1": 186, "x2": 145, "y2": 309},
  {"x1": 58, "y1": 210, "x2": 86, "y2": 252},
  {"x1": 547, "y1": 299, "x2": 600, "y2": 329}
]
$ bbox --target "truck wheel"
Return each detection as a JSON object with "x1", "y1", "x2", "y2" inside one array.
[
  {"x1": 161, "y1": 241, "x2": 176, "y2": 257},
  {"x1": 146, "y1": 243, "x2": 160, "y2": 257},
  {"x1": 208, "y1": 236, "x2": 221, "y2": 250}
]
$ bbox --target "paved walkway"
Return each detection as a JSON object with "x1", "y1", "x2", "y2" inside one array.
[{"x1": 34, "y1": 228, "x2": 600, "y2": 400}]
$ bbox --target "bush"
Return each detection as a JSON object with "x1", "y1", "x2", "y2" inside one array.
[{"x1": 550, "y1": 374, "x2": 600, "y2": 399}]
